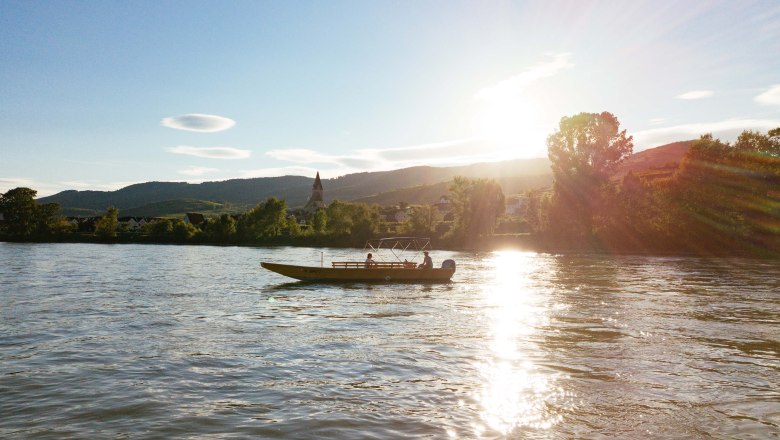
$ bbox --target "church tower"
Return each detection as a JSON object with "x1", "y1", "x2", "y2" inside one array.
[{"x1": 303, "y1": 172, "x2": 326, "y2": 213}]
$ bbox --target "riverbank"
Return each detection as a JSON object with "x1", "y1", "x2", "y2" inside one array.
[{"x1": 3, "y1": 232, "x2": 779, "y2": 258}]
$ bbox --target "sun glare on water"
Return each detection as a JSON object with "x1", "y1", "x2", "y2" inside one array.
[{"x1": 473, "y1": 251, "x2": 565, "y2": 436}]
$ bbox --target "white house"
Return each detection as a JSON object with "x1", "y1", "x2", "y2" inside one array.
[{"x1": 434, "y1": 195, "x2": 450, "y2": 212}]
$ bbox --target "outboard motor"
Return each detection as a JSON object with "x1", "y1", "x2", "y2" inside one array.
[{"x1": 441, "y1": 259, "x2": 456, "y2": 270}]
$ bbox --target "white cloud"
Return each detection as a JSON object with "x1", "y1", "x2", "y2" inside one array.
[
  {"x1": 0, "y1": 177, "x2": 139, "y2": 197},
  {"x1": 474, "y1": 53, "x2": 574, "y2": 101},
  {"x1": 267, "y1": 149, "x2": 357, "y2": 165},
  {"x1": 633, "y1": 118, "x2": 780, "y2": 149},
  {"x1": 676, "y1": 90, "x2": 714, "y2": 100},
  {"x1": 754, "y1": 85, "x2": 780, "y2": 106},
  {"x1": 166, "y1": 146, "x2": 251, "y2": 159},
  {"x1": 370, "y1": 138, "x2": 490, "y2": 163},
  {"x1": 178, "y1": 166, "x2": 220, "y2": 176},
  {"x1": 265, "y1": 137, "x2": 534, "y2": 177},
  {"x1": 161, "y1": 114, "x2": 236, "y2": 132},
  {"x1": 60, "y1": 180, "x2": 139, "y2": 191},
  {"x1": 0, "y1": 177, "x2": 44, "y2": 195},
  {"x1": 648, "y1": 118, "x2": 667, "y2": 125},
  {"x1": 239, "y1": 166, "x2": 323, "y2": 179}
]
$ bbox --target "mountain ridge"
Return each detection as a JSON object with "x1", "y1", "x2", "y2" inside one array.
[
  {"x1": 39, "y1": 158, "x2": 552, "y2": 215},
  {"x1": 38, "y1": 142, "x2": 690, "y2": 217}
]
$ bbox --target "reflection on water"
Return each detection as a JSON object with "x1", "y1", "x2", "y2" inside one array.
[
  {"x1": 1, "y1": 244, "x2": 779, "y2": 438},
  {"x1": 476, "y1": 251, "x2": 564, "y2": 436}
]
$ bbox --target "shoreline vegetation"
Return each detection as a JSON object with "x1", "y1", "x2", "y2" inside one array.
[
  {"x1": 2, "y1": 212, "x2": 778, "y2": 258},
  {"x1": 3, "y1": 113, "x2": 778, "y2": 259},
  {"x1": 2, "y1": 232, "x2": 778, "y2": 259}
]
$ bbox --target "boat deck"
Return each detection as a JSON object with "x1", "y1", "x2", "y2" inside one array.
[{"x1": 331, "y1": 261, "x2": 416, "y2": 269}]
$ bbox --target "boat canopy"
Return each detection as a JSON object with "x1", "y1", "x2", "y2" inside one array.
[{"x1": 364, "y1": 237, "x2": 432, "y2": 262}]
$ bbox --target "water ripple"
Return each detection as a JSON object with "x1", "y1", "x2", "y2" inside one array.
[{"x1": 1, "y1": 243, "x2": 778, "y2": 438}]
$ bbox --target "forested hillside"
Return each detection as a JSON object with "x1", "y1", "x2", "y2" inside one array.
[
  {"x1": 39, "y1": 158, "x2": 553, "y2": 216},
  {"x1": 37, "y1": 145, "x2": 689, "y2": 217}
]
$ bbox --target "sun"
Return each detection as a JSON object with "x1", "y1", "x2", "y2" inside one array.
[{"x1": 473, "y1": 92, "x2": 550, "y2": 159}]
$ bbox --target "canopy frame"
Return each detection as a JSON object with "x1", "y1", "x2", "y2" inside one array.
[{"x1": 364, "y1": 237, "x2": 432, "y2": 263}]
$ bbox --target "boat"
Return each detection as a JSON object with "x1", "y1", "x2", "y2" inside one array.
[{"x1": 260, "y1": 237, "x2": 456, "y2": 282}]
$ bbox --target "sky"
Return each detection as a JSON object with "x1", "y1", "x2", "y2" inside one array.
[{"x1": 1, "y1": 0, "x2": 779, "y2": 197}]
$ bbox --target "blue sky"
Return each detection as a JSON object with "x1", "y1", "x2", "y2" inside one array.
[{"x1": 1, "y1": 0, "x2": 779, "y2": 196}]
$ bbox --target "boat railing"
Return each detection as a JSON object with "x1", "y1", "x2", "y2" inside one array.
[{"x1": 332, "y1": 261, "x2": 417, "y2": 269}]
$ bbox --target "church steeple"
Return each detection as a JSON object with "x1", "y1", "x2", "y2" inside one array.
[
  {"x1": 304, "y1": 171, "x2": 325, "y2": 213},
  {"x1": 313, "y1": 172, "x2": 323, "y2": 191}
]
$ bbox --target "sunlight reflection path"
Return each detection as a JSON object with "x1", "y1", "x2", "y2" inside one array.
[{"x1": 474, "y1": 251, "x2": 564, "y2": 437}]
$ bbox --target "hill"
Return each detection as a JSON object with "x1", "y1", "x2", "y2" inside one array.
[
  {"x1": 38, "y1": 143, "x2": 690, "y2": 218},
  {"x1": 354, "y1": 174, "x2": 554, "y2": 206},
  {"x1": 613, "y1": 140, "x2": 693, "y2": 181},
  {"x1": 40, "y1": 158, "x2": 553, "y2": 216},
  {"x1": 118, "y1": 199, "x2": 236, "y2": 218},
  {"x1": 41, "y1": 175, "x2": 313, "y2": 216}
]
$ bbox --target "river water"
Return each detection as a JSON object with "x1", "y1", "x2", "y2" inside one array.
[{"x1": 1, "y1": 242, "x2": 778, "y2": 438}]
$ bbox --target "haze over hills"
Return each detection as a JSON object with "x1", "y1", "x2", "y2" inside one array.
[
  {"x1": 38, "y1": 142, "x2": 691, "y2": 217},
  {"x1": 39, "y1": 158, "x2": 552, "y2": 216},
  {"x1": 615, "y1": 140, "x2": 693, "y2": 176}
]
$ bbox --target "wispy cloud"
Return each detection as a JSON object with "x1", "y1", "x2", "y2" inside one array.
[
  {"x1": 267, "y1": 149, "x2": 355, "y2": 165},
  {"x1": 239, "y1": 166, "x2": 322, "y2": 179},
  {"x1": 633, "y1": 117, "x2": 780, "y2": 149},
  {"x1": 266, "y1": 138, "x2": 531, "y2": 176},
  {"x1": 676, "y1": 90, "x2": 714, "y2": 100},
  {"x1": 266, "y1": 148, "x2": 377, "y2": 169},
  {"x1": 60, "y1": 180, "x2": 139, "y2": 191},
  {"x1": 161, "y1": 114, "x2": 236, "y2": 132},
  {"x1": 754, "y1": 85, "x2": 780, "y2": 106},
  {"x1": 0, "y1": 177, "x2": 44, "y2": 195},
  {"x1": 474, "y1": 53, "x2": 574, "y2": 101},
  {"x1": 178, "y1": 166, "x2": 220, "y2": 176},
  {"x1": 0, "y1": 177, "x2": 137, "y2": 197},
  {"x1": 166, "y1": 146, "x2": 251, "y2": 159}
]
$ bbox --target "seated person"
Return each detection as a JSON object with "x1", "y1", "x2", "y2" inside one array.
[
  {"x1": 365, "y1": 253, "x2": 374, "y2": 268},
  {"x1": 418, "y1": 251, "x2": 433, "y2": 269}
]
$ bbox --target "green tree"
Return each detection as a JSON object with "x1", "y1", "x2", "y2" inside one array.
[
  {"x1": 146, "y1": 218, "x2": 173, "y2": 238},
  {"x1": 34, "y1": 202, "x2": 65, "y2": 236},
  {"x1": 546, "y1": 112, "x2": 633, "y2": 241},
  {"x1": 204, "y1": 214, "x2": 237, "y2": 242},
  {"x1": 448, "y1": 176, "x2": 505, "y2": 245},
  {"x1": 326, "y1": 200, "x2": 380, "y2": 240},
  {"x1": 285, "y1": 215, "x2": 301, "y2": 237},
  {"x1": 0, "y1": 187, "x2": 39, "y2": 237},
  {"x1": 238, "y1": 197, "x2": 288, "y2": 240},
  {"x1": 670, "y1": 129, "x2": 780, "y2": 248},
  {"x1": 325, "y1": 200, "x2": 351, "y2": 235},
  {"x1": 405, "y1": 205, "x2": 442, "y2": 236},
  {"x1": 171, "y1": 219, "x2": 198, "y2": 241},
  {"x1": 521, "y1": 189, "x2": 547, "y2": 233},
  {"x1": 94, "y1": 207, "x2": 119, "y2": 239},
  {"x1": 310, "y1": 209, "x2": 327, "y2": 233},
  {"x1": 593, "y1": 171, "x2": 673, "y2": 251}
]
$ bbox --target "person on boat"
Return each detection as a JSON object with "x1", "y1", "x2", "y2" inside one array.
[
  {"x1": 365, "y1": 253, "x2": 375, "y2": 268},
  {"x1": 418, "y1": 251, "x2": 433, "y2": 269}
]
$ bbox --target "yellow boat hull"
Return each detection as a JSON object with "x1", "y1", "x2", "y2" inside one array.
[{"x1": 261, "y1": 262, "x2": 455, "y2": 282}]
